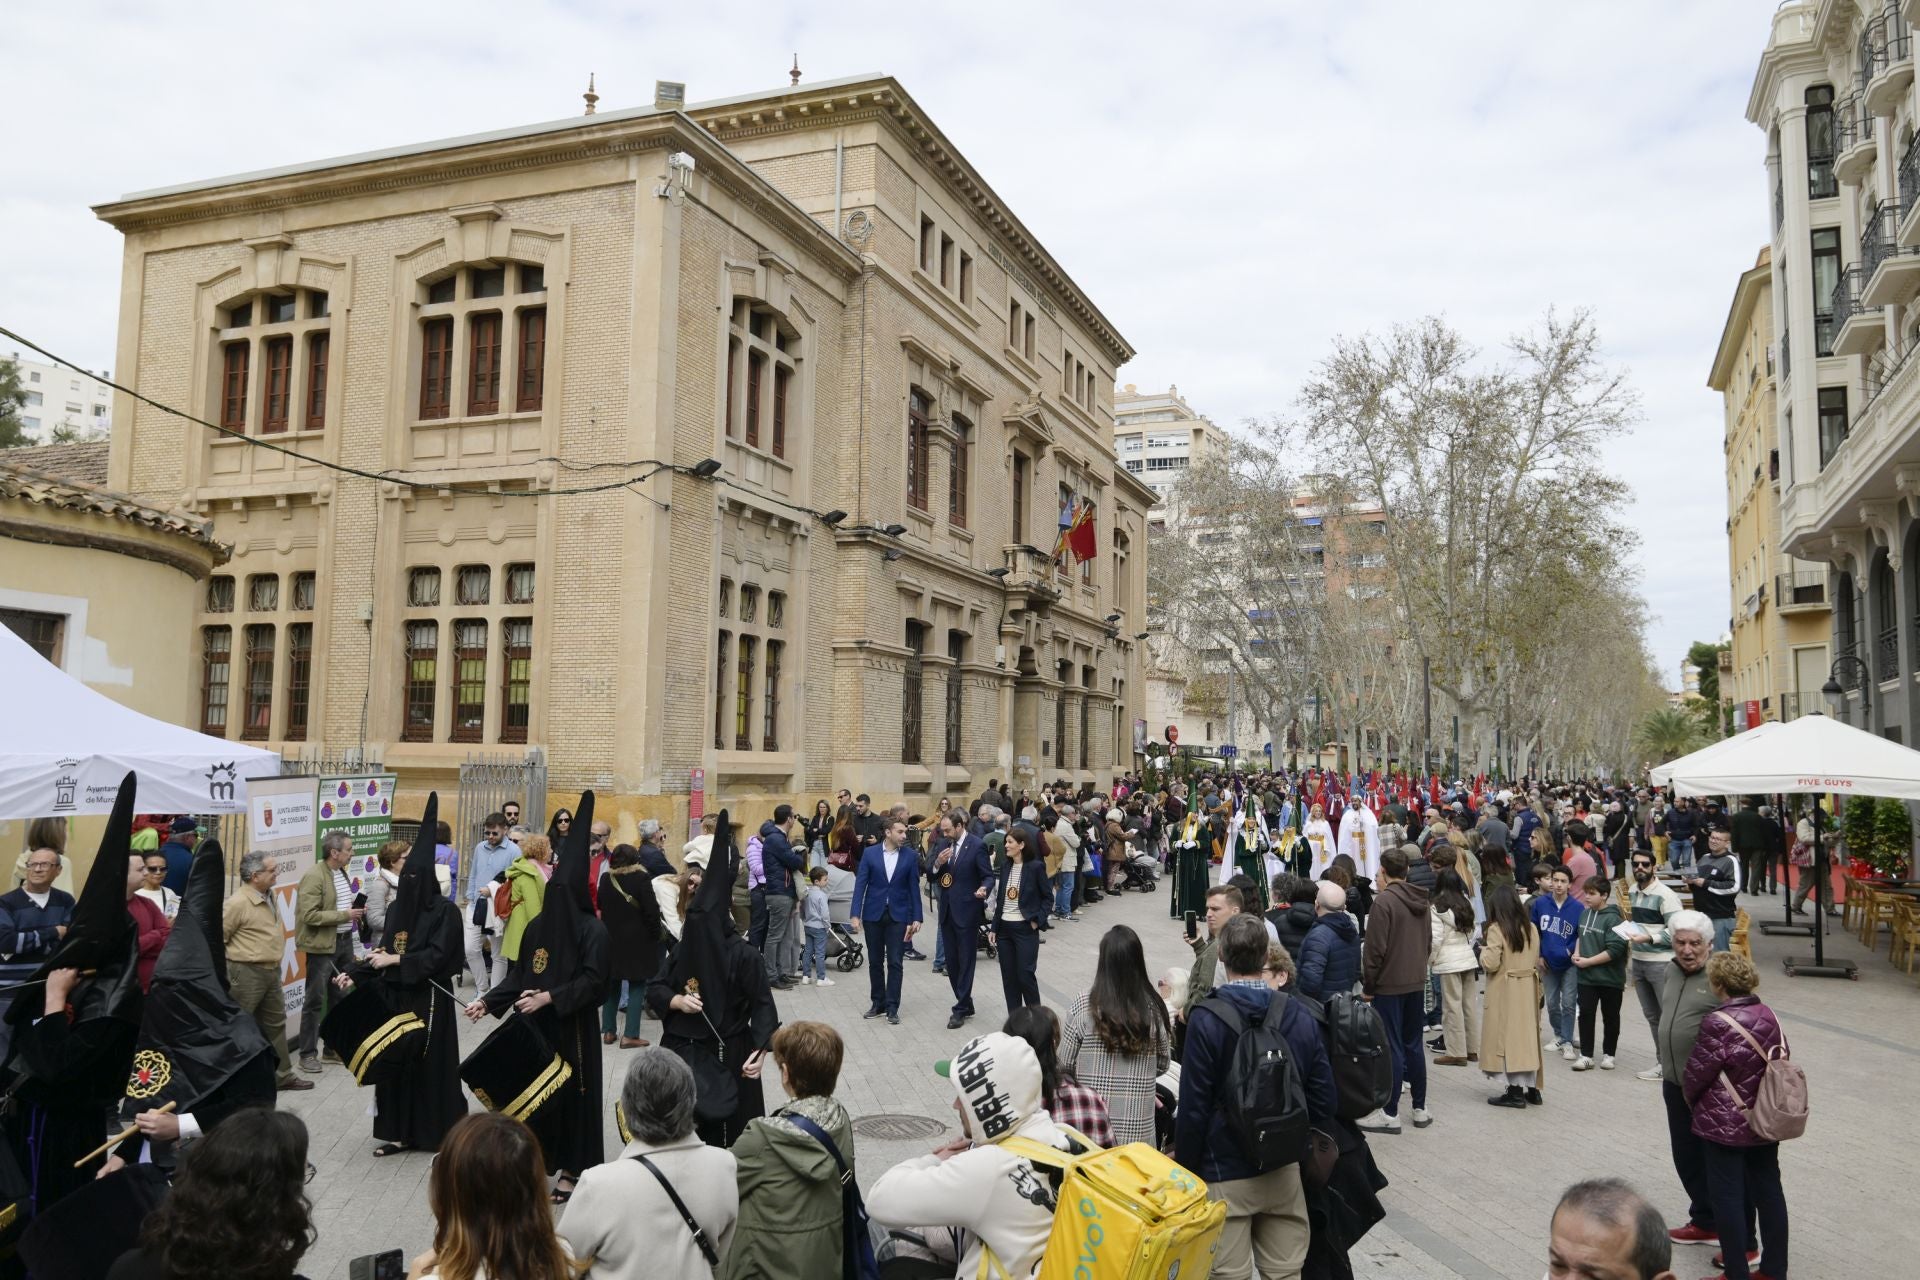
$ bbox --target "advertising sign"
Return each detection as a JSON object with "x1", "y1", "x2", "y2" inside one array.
[
  {"x1": 318, "y1": 774, "x2": 397, "y2": 900},
  {"x1": 245, "y1": 774, "x2": 321, "y2": 1024}
]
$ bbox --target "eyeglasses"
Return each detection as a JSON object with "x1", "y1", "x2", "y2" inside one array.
[
  {"x1": 25, "y1": 863, "x2": 57, "y2": 873},
  {"x1": 144, "y1": 864, "x2": 168, "y2": 874},
  {"x1": 1631, "y1": 860, "x2": 1654, "y2": 869},
  {"x1": 304, "y1": 1161, "x2": 317, "y2": 1185}
]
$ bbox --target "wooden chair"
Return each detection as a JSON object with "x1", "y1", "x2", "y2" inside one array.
[
  {"x1": 1840, "y1": 874, "x2": 1863, "y2": 933},
  {"x1": 1889, "y1": 901, "x2": 1920, "y2": 975},
  {"x1": 1732, "y1": 908, "x2": 1752, "y2": 963},
  {"x1": 1858, "y1": 889, "x2": 1899, "y2": 952}
]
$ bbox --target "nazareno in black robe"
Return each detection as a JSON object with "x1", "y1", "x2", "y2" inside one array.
[{"x1": 481, "y1": 790, "x2": 608, "y2": 1176}]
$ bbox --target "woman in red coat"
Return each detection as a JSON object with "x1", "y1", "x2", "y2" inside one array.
[{"x1": 1683, "y1": 951, "x2": 1789, "y2": 1280}]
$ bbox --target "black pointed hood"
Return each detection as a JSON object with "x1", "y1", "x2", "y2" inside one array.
[
  {"x1": 666, "y1": 807, "x2": 737, "y2": 1018},
  {"x1": 32, "y1": 772, "x2": 137, "y2": 979},
  {"x1": 380, "y1": 792, "x2": 442, "y2": 955},
  {"x1": 122, "y1": 838, "x2": 269, "y2": 1115},
  {"x1": 520, "y1": 791, "x2": 593, "y2": 989}
]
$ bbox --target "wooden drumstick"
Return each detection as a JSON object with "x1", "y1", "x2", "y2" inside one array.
[{"x1": 74, "y1": 1100, "x2": 176, "y2": 1168}]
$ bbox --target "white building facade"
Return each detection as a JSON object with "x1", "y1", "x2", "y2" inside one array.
[
  {"x1": 1112, "y1": 383, "x2": 1227, "y2": 521},
  {"x1": 6, "y1": 352, "x2": 113, "y2": 443}
]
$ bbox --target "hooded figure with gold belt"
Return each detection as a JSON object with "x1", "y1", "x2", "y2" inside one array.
[{"x1": 337, "y1": 792, "x2": 467, "y2": 1156}]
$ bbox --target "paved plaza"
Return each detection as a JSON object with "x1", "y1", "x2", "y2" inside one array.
[{"x1": 292, "y1": 885, "x2": 1920, "y2": 1278}]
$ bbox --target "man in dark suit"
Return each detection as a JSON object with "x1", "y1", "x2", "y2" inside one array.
[
  {"x1": 850, "y1": 816, "x2": 923, "y2": 1025},
  {"x1": 931, "y1": 811, "x2": 995, "y2": 1030}
]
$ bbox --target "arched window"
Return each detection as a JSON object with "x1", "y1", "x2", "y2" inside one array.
[
  {"x1": 215, "y1": 289, "x2": 332, "y2": 435},
  {"x1": 416, "y1": 263, "x2": 547, "y2": 421}
]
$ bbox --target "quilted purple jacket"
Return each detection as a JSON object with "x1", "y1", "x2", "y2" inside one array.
[{"x1": 1683, "y1": 995, "x2": 1786, "y2": 1147}]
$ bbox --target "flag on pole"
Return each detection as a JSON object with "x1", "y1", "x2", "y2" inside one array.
[
  {"x1": 1054, "y1": 493, "x2": 1076, "y2": 562},
  {"x1": 1067, "y1": 500, "x2": 1097, "y2": 561}
]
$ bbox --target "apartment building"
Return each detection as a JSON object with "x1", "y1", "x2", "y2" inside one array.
[
  {"x1": 5, "y1": 351, "x2": 113, "y2": 443},
  {"x1": 1112, "y1": 383, "x2": 1227, "y2": 519},
  {"x1": 1709, "y1": 246, "x2": 1833, "y2": 728},
  {"x1": 92, "y1": 75, "x2": 1152, "y2": 833},
  {"x1": 1752, "y1": 0, "x2": 1920, "y2": 740}
]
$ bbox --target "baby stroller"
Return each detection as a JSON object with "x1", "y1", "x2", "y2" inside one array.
[
  {"x1": 824, "y1": 865, "x2": 865, "y2": 971},
  {"x1": 1114, "y1": 848, "x2": 1160, "y2": 893},
  {"x1": 976, "y1": 919, "x2": 997, "y2": 961}
]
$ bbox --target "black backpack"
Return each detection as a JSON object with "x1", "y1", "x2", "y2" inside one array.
[
  {"x1": 1197, "y1": 994, "x2": 1309, "y2": 1172},
  {"x1": 1322, "y1": 991, "x2": 1394, "y2": 1120}
]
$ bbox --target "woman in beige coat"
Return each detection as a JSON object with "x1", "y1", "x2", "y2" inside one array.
[{"x1": 1478, "y1": 882, "x2": 1545, "y2": 1109}]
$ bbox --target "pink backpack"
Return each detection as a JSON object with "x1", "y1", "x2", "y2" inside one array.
[{"x1": 1715, "y1": 1012, "x2": 1808, "y2": 1142}]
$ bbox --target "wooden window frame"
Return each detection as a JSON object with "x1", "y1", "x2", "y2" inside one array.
[
  {"x1": 724, "y1": 337, "x2": 740, "y2": 438},
  {"x1": 261, "y1": 335, "x2": 293, "y2": 434},
  {"x1": 745, "y1": 351, "x2": 764, "y2": 448},
  {"x1": 233, "y1": 624, "x2": 272, "y2": 739},
  {"x1": 220, "y1": 342, "x2": 250, "y2": 432},
  {"x1": 303, "y1": 332, "x2": 329, "y2": 430},
  {"x1": 735, "y1": 635, "x2": 757, "y2": 751},
  {"x1": 1012, "y1": 451, "x2": 1029, "y2": 546},
  {"x1": 949, "y1": 414, "x2": 971, "y2": 529},
  {"x1": 772, "y1": 365, "x2": 789, "y2": 459},
  {"x1": 515, "y1": 306, "x2": 546, "y2": 412},
  {"x1": 919, "y1": 216, "x2": 936, "y2": 272},
  {"x1": 403, "y1": 621, "x2": 438, "y2": 742},
  {"x1": 714, "y1": 631, "x2": 731, "y2": 750},
  {"x1": 420, "y1": 317, "x2": 454, "y2": 420},
  {"x1": 763, "y1": 639, "x2": 782, "y2": 751},
  {"x1": 500, "y1": 618, "x2": 533, "y2": 745},
  {"x1": 468, "y1": 311, "x2": 503, "y2": 415},
  {"x1": 903, "y1": 621, "x2": 926, "y2": 764},
  {"x1": 945, "y1": 631, "x2": 965, "y2": 764},
  {"x1": 449, "y1": 620, "x2": 488, "y2": 744},
  {"x1": 201, "y1": 626, "x2": 232, "y2": 737},
  {"x1": 284, "y1": 622, "x2": 312, "y2": 743},
  {"x1": 907, "y1": 390, "x2": 932, "y2": 511}
]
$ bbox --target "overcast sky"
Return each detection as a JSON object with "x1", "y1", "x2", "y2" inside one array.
[{"x1": 3, "y1": 1, "x2": 1771, "y2": 683}]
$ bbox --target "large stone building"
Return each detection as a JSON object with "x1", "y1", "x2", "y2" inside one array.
[
  {"x1": 1710, "y1": 247, "x2": 1833, "y2": 727},
  {"x1": 94, "y1": 75, "x2": 1152, "y2": 837},
  {"x1": 1750, "y1": 1, "x2": 1920, "y2": 739}
]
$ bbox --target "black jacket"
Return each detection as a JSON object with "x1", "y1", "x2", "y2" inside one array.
[
  {"x1": 1267, "y1": 896, "x2": 1318, "y2": 961},
  {"x1": 597, "y1": 867, "x2": 663, "y2": 984}
]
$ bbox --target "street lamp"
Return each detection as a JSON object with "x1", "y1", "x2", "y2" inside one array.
[{"x1": 1820, "y1": 654, "x2": 1872, "y2": 725}]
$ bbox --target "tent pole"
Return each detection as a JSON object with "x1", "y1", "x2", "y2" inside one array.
[
  {"x1": 1759, "y1": 792, "x2": 1814, "y2": 939},
  {"x1": 1783, "y1": 797, "x2": 1857, "y2": 979}
]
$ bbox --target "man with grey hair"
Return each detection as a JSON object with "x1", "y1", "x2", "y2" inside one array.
[
  {"x1": 1654, "y1": 910, "x2": 1747, "y2": 1254},
  {"x1": 222, "y1": 850, "x2": 309, "y2": 1091},
  {"x1": 559, "y1": 1048, "x2": 739, "y2": 1275},
  {"x1": 293, "y1": 830, "x2": 364, "y2": 1072},
  {"x1": 1548, "y1": 1178, "x2": 1675, "y2": 1280}
]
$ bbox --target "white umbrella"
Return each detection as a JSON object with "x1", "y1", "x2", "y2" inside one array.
[
  {"x1": 1661, "y1": 712, "x2": 1920, "y2": 800},
  {"x1": 0, "y1": 621, "x2": 279, "y2": 817},
  {"x1": 1648, "y1": 720, "x2": 1782, "y2": 787}
]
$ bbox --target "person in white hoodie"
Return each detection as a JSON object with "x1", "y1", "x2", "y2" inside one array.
[
  {"x1": 868, "y1": 1031, "x2": 1076, "y2": 1279},
  {"x1": 1337, "y1": 801, "x2": 1382, "y2": 881}
]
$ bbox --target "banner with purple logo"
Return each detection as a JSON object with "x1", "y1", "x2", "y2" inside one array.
[{"x1": 316, "y1": 774, "x2": 396, "y2": 901}]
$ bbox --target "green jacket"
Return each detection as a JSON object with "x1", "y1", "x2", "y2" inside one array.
[
  {"x1": 722, "y1": 1094, "x2": 852, "y2": 1280},
  {"x1": 1655, "y1": 961, "x2": 1718, "y2": 1085},
  {"x1": 294, "y1": 860, "x2": 354, "y2": 954},
  {"x1": 1184, "y1": 934, "x2": 1219, "y2": 1019},
  {"x1": 1573, "y1": 902, "x2": 1627, "y2": 988},
  {"x1": 500, "y1": 857, "x2": 546, "y2": 961}
]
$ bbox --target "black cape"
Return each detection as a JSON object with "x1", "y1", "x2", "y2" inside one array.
[
  {"x1": 483, "y1": 791, "x2": 607, "y2": 1175},
  {"x1": 350, "y1": 793, "x2": 467, "y2": 1151}
]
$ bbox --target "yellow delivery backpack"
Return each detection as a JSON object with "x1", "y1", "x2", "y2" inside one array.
[{"x1": 978, "y1": 1131, "x2": 1225, "y2": 1280}]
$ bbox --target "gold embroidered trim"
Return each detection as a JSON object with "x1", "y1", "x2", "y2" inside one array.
[
  {"x1": 347, "y1": 1013, "x2": 425, "y2": 1082},
  {"x1": 502, "y1": 1054, "x2": 572, "y2": 1121}
]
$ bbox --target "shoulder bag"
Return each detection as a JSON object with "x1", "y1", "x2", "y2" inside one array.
[
  {"x1": 785, "y1": 1114, "x2": 881, "y2": 1280},
  {"x1": 631, "y1": 1153, "x2": 720, "y2": 1266}
]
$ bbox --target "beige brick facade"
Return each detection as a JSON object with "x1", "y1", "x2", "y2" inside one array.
[{"x1": 96, "y1": 76, "x2": 1151, "y2": 841}]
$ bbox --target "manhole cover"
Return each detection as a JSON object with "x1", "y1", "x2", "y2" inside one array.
[{"x1": 853, "y1": 1113, "x2": 948, "y2": 1141}]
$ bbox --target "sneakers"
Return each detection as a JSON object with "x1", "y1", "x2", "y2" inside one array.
[
  {"x1": 298, "y1": 1054, "x2": 322, "y2": 1075},
  {"x1": 1560, "y1": 1041, "x2": 1579, "y2": 1062},
  {"x1": 800, "y1": 976, "x2": 813, "y2": 986},
  {"x1": 1711, "y1": 1248, "x2": 1761, "y2": 1269},
  {"x1": 1571, "y1": 1056, "x2": 1595, "y2": 1071},
  {"x1": 1637, "y1": 1065, "x2": 1665, "y2": 1081},
  {"x1": 1599, "y1": 1055, "x2": 1616, "y2": 1071},
  {"x1": 1410, "y1": 1108, "x2": 1433, "y2": 1128},
  {"x1": 1356, "y1": 1110, "x2": 1401, "y2": 1134},
  {"x1": 1668, "y1": 1224, "x2": 1718, "y2": 1246},
  {"x1": 816, "y1": 977, "x2": 834, "y2": 987}
]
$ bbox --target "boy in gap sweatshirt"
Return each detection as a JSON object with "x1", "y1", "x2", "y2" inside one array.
[{"x1": 1528, "y1": 866, "x2": 1583, "y2": 1057}]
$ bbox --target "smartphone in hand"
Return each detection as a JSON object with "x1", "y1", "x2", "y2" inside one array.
[
  {"x1": 349, "y1": 1250, "x2": 404, "y2": 1280},
  {"x1": 1184, "y1": 910, "x2": 1198, "y2": 940}
]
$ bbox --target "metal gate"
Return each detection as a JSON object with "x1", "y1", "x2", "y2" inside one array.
[{"x1": 455, "y1": 750, "x2": 547, "y2": 900}]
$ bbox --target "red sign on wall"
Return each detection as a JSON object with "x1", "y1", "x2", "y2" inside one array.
[
  {"x1": 689, "y1": 767, "x2": 706, "y2": 824},
  {"x1": 1745, "y1": 700, "x2": 1762, "y2": 729}
]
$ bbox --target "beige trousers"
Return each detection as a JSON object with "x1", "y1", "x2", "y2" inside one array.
[
  {"x1": 1208, "y1": 1162, "x2": 1308, "y2": 1280},
  {"x1": 1440, "y1": 968, "x2": 1483, "y2": 1057}
]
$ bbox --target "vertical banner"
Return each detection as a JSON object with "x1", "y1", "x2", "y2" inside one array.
[
  {"x1": 246, "y1": 775, "x2": 320, "y2": 1024},
  {"x1": 317, "y1": 774, "x2": 397, "y2": 902}
]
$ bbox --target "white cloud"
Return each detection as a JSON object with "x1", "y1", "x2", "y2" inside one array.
[{"x1": 1, "y1": 0, "x2": 1769, "y2": 682}]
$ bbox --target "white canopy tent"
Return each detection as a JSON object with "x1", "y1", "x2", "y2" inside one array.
[
  {"x1": 1654, "y1": 710, "x2": 1920, "y2": 976},
  {"x1": 0, "y1": 620, "x2": 279, "y2": 818},
  {"x1": 1648, "y1": 720, "x2": 1782, "y2": 789}
]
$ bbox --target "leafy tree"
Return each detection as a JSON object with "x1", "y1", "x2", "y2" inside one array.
[{"x1": 0, "y1": 357, "x2": 30, "y2": 448}]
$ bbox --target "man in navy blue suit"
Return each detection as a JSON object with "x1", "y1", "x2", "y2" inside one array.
[
  {"x1": 930, "y1": 811, "x2": 995, "y2": 1030},
  {"x1": 850, "y1": 816, "x2": 923, "y2": 1025}
]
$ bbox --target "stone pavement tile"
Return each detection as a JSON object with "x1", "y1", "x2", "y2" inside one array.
[{"x1": 292, "y1": 880, "x2": 1920, "y2": 1278}]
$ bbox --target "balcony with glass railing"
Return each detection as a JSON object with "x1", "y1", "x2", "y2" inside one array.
[{"x1": 1775, "y1": 571, "x2": 1829, "y2": 613}]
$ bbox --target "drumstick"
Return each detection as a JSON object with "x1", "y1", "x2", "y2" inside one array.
[
  {"x1": 0, "y1": 968, "x2": 98, "y2": 997},
  {"x1": 74, "y1": 1101, "x2": 176, "y2": 1168}
]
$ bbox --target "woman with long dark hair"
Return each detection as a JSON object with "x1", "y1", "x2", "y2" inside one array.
[
  {"x1": 109, "y1": 1109, "x2": 315, "y2": 1280},
  {"x1": 804, "y1": 800, "x2": 834, "y2": 869},
  {"x1": 1479, "y1": 883, "x2": 1544, "y2": 1108},
  {"x1": 826, "y1": 812, "x2": 860, "y2": 871},
  {"x1": 1059, "y1": 924, "x2": 1171, "y2": 1145},
  {"x1": 994, "y1": 824, "x2": 1051, "y2": 1012},
  {"x1": 1428, "y1": 869, "x2": 1480, "y2": 1066},
  {"x1": 412, "y1": 1112, "x2": 583, "y2": 1280},
  {"x1": 1005, "y1": 1005, "x2": 1112, "y2": 1147}
]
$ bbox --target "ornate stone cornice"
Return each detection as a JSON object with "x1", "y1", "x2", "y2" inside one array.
[{"x1": 691, "y1": 78, "x2": 1134, "y2": 367}]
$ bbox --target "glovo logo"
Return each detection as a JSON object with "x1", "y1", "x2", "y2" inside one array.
[{"x1": 1073, "y1": 1196, "x2": 1103, "y2": 1280}]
